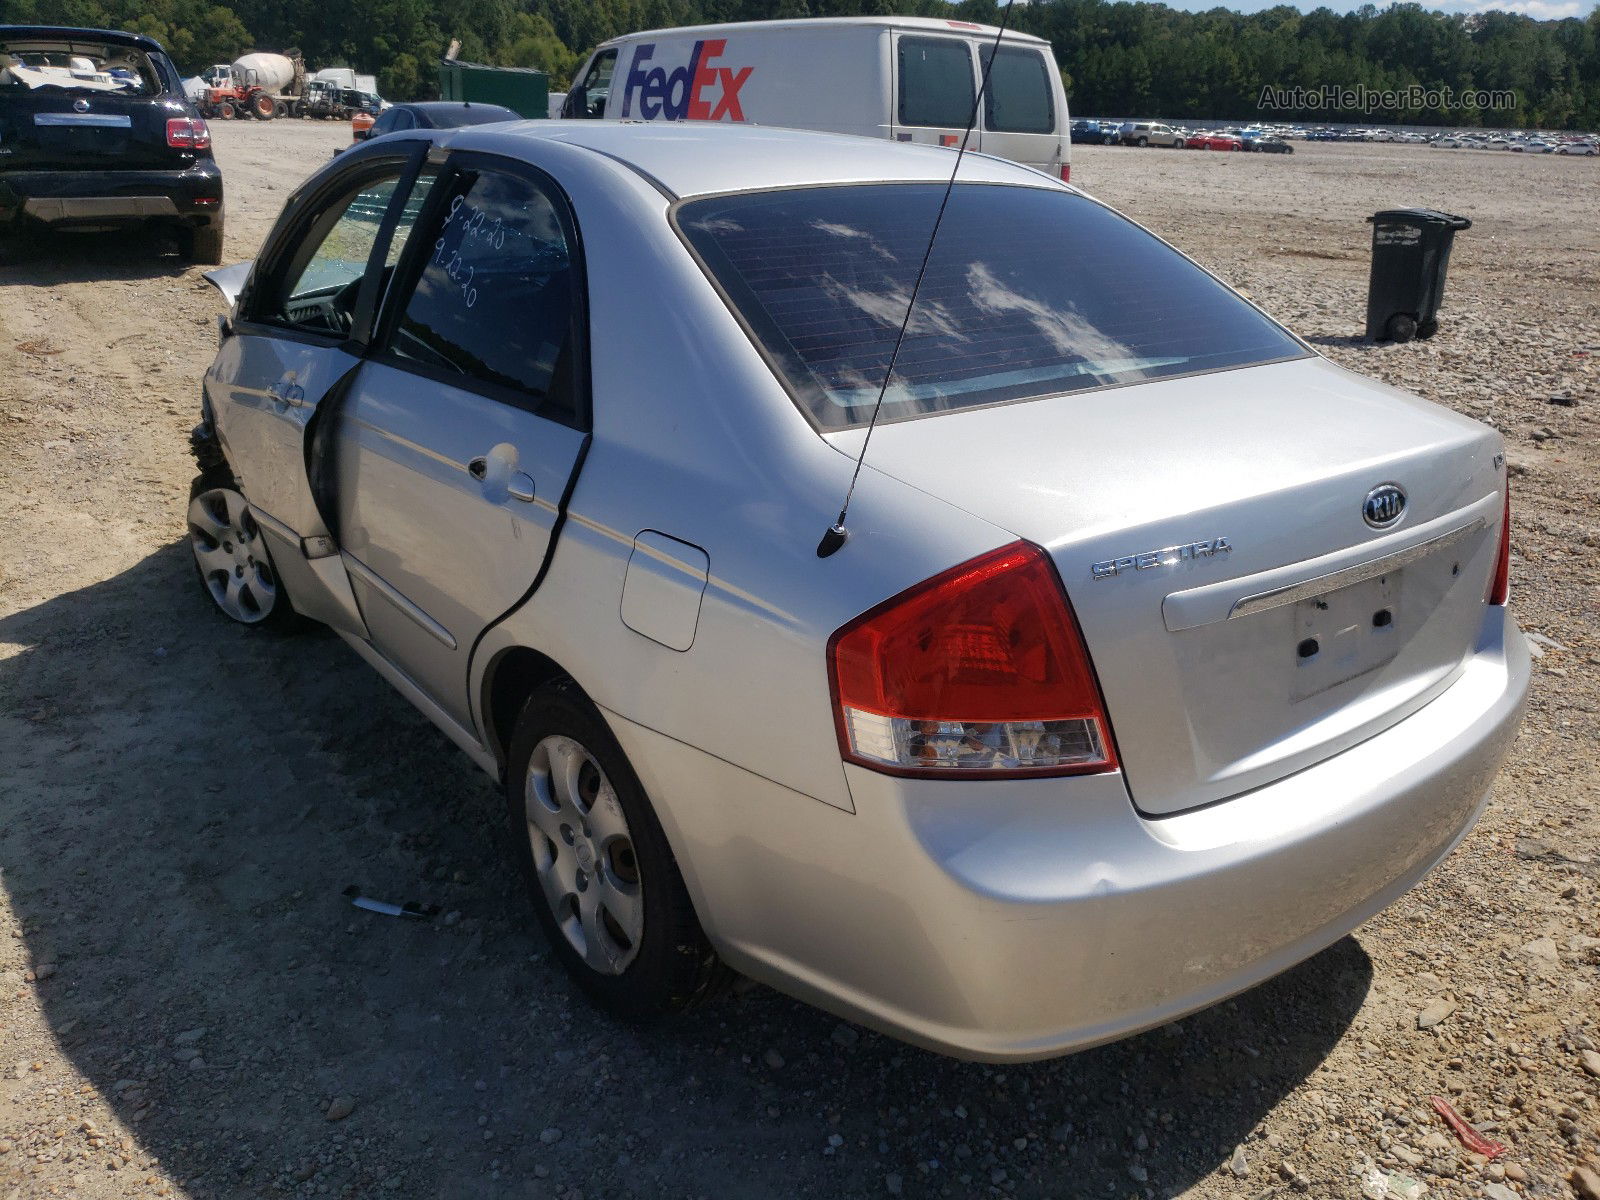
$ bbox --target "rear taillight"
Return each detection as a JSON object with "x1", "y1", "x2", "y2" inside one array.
[
  {"x1": 1059, "y1": 163, "x2": 1071, "y2": 184},
  {"x1": 828, "y1": 542, "x2": 1118, "y2": 778},
  {"x1": 1488, "y1": 481, "x2": 1511, "y2": 605},
  {"x1": 166, "y1": 118, "x2": 211, "y2": 150}
]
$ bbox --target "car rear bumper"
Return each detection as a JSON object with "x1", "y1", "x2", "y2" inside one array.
[
  {"x1": 0, "y1": 161, "x2": 223, "y2": 230},
  {"x1": 608, "y1": 604, "x2": 1528, "y2": 1061}
]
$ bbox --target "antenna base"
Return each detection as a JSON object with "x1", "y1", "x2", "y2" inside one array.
[{"x1": 816, "y1": 524, "x2": 848, "y2": 558}]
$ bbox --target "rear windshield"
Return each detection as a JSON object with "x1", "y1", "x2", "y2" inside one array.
[
  {"x1": 677, "y1": 183, "x2": 1307, "y2": 430},
  {"x1": 0, "y1": 38, "x2": 164, "y2": 96}
]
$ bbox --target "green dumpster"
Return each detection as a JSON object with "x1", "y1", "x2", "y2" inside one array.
[{"x1": 437, "y1": 59, "x2": 549, "y2": 119}]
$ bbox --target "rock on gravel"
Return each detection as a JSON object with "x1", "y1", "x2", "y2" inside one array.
[
  {"x1": 1571, "y1": 1166, "x2": 1600, "y2": 1200},
  {"x1": 1581, "y1": 1048, "x2": 1600, "y2": 1077},
  {"x1": 325, "y1": 1096, "x2": 355, "y2": 1122},
  {"x1": 1415, "y1": 997, "x2": 1456, "y2": 1029}
]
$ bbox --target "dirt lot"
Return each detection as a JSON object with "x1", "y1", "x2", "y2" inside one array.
[{"x1": 1, "y1": 123, "x2": 1597, "y2": 1200}]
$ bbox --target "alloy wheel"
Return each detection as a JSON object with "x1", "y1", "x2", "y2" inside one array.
[
  {"x1": 187, "y1": 487, "x2": 278, "y2": 623},
  {"x1": 524, "y1": 735, "x2": 644, "y2": 975}
]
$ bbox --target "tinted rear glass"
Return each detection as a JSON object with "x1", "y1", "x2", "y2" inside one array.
[
  {"x1": 897, "y1": 37, "x2": 973, "y2": 128},
  {"x1": 678, "y1": 184, "x2": 1306, "y2": 430},
  {"x1": 0, "y1": 37, "x2": 163, "y2": 96},
  {"x1": 981, "y1": 46, "x2": 1053, "y2": 134}
]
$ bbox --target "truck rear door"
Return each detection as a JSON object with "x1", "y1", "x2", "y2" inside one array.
[{"x1": 975, "y1": 41, "x2": 1066, "y2": 177}]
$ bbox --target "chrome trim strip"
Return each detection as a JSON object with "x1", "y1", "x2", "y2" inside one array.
[
  {"x1": 342, "y1": 553, "x2": 458, "y2": 650},
  {"x1": 34, "y1": 113, "x2": 132, "y2": 127},
  {"x1": 244, "y1": 503, "x2": 298, "y2": 545},
  {"x1": 1228, "y1": 518, "x2": 1486, "y2": 620}
]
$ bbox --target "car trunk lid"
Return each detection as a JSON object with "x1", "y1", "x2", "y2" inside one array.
[
  {"x1": 0, "y1": 91, "x2": 190, "y2": 171},
  {"x1": 831, "y1": 356, "x2": 1505, "y2": 814}
]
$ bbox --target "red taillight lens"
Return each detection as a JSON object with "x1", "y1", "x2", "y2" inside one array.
[
  {"x1": 1488, "y1": 481, "x2": 1511, "y2": 605},
  {"x1": 166, "y1": 118, "x2": 211, "y2": 150},
  {"x1": 828, "y1": 542, "x2": 1118, "y2": 778},
  {"x1": 1059, "y1": 163, "x2": 1072, "y2": 183}
]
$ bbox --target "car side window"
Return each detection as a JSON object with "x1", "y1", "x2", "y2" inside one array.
[
  {"x1": 385, "y1": 168, "x2": 578, "y2": 422},
  {"x1": 898, "y1": 37, "x2": 975, "y2": 128},
  {"x1": 266, "y1": 172, "x2": 405, "y2": 335},
  {"x1": 567, "y1": 50, "x2": 616, "y2": 118}
]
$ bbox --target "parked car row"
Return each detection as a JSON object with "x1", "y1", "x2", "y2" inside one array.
[
  {"x1": 1082, "y1": 117, "x2": 1596, "y2": 157},
  {"x1": 1074, "y1": 119, "x2": 1294, "y2": 154}
]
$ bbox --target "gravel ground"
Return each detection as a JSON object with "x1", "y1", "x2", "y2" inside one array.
[{"x1": 1, "y1": 123, "x2": 1596, "y2": 1200}]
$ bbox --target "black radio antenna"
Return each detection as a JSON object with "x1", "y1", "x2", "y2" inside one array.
[{"x1": 816, "y1": 0, "x2": 1021, "y2": 559}]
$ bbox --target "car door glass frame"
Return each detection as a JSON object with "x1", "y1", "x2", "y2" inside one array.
[
  {"x1": 236, "y1": 138, "x2": 431, "y2": 351},
  {"x1": 367, "y1": 149, "x2": 593, "y2": 433}
]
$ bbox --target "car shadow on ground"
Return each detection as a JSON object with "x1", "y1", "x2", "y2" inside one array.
[
  {"x1": 0, "y1": 226, "x2": 196, "y2": 284},
  {"x1": 0, "y1": 541, "x2": 1373, "y2": 1199}
]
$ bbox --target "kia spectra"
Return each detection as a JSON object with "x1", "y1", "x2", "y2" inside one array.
[{"x1": 189, "y1": 122, "x2": 1528, "y2": 1060}]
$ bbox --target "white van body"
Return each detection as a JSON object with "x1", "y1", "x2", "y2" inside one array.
[{"x1": 561, "y1": 17, "x2": 1071, "y2": 181}]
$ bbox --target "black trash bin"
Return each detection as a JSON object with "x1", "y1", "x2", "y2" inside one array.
[{"x1": 1365, "y1": 208, "x2": 1470, "y2": 343}]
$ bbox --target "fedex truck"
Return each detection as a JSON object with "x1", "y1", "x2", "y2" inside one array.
[{"x1": 560, "y1": 17, "x2": 1072, "y2": 181}]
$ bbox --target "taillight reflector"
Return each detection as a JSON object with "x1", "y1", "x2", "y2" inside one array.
[
  {"x1": 1060, "y1": 163, "x2": 1072, "y2": 184},
  {"x1": 828, "y1": 542, "x2": 1118, "y2": 778},
  {"x1": 1488, "y1": 481, "x2": 1510, "y2": 605},
  {"x1": 166, "y1": 118, "x2": 211, "y2": 150}
]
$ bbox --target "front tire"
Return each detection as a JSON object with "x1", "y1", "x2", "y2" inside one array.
[
  {"x1": 505, "y1": 680, "x2": 729, "y2": 1020},
  {"x1": 186, "y1": 472, "x2": 298, "y2": 629}
]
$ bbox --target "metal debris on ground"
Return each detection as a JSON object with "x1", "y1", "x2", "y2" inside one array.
[{"x1": 342, "y1": 885, "x2": 441, "y2": 919}]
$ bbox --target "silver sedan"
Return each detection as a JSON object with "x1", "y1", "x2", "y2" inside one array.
[{"x1": 192, "y1": 122, "x2": 1528, "y2": 1061}]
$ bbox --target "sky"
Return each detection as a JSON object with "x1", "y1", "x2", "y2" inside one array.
[{"x1": 1157, "y1": 0, "x2": 1597, "y2": 16}]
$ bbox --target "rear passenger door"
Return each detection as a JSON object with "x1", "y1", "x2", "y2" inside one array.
[
  {"x1": 892, "y1": 34, "x2": 978, "y2": 153},
  {"x1": 327, "y1": 152, "x2": 590, "y2": 727},
  {"x1": 976, "y1": 42, "x2": 1062, "y2": 172}
]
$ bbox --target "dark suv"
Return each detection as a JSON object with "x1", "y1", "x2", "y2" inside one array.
[{"x1": 0, "y1": 25, "x2": 224, "y2": 262}]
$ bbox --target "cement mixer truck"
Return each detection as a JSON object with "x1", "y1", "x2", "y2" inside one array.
[{"x1": 197, "y1": 51, "x2": 308, "y2": 119}]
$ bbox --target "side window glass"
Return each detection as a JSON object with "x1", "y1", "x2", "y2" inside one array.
[
  {"x1": 898, "y1": 37, "x2": 975, "y2": 128},
  {"x1": 385, "y1": 169, "x2": 437, "y2": 268},
  {"x1": 269, "y1": 174, "x2": 402, "y2": 335},
  {"x1": 980, "y1": 47, "x2": 1053, "y2": 134},
  {"x1": 388, "y1": 170, "x2": 577, "y2": 420}
]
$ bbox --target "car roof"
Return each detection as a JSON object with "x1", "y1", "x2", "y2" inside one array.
[
  {"x1": 445, "y1": 121, "x2": 1061, "y2": 199},
  {"x1": 0, "y1": 24, "x2": 166, "y2": 53},
  {"x1": 597, "y1": 16, "x2": 1050, "y2": 47}
]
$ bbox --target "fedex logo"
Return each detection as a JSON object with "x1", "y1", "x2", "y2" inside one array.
[{"x1": 621, "y1": 39, "x2": 752, "y2": 122}]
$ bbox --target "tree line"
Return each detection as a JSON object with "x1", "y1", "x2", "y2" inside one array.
[{"x1": 4, "y1": 0, "x2": 1597, "y2": 128}]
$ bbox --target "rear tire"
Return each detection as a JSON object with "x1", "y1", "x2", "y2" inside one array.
[
  {"x1": 1384, "y1": 313, "x2": 1418, "y2": 343},
  {"x1": 182, "y1": 222, "x2": 225, "y2": 266},
  {"x1": 504, "y1": 680, "x2": 730, "y2": 1020},
  {"x1": 251, "y1": 93, "x2": 275, "y2": 119}
]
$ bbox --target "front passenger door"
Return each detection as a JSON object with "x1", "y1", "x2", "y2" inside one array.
[
  {"x1": 329, "y1": 154, "x2": 591, "y2": 727},
  {"x1": 208, "y1": 150, "x2": 427, "y2": 636}
]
